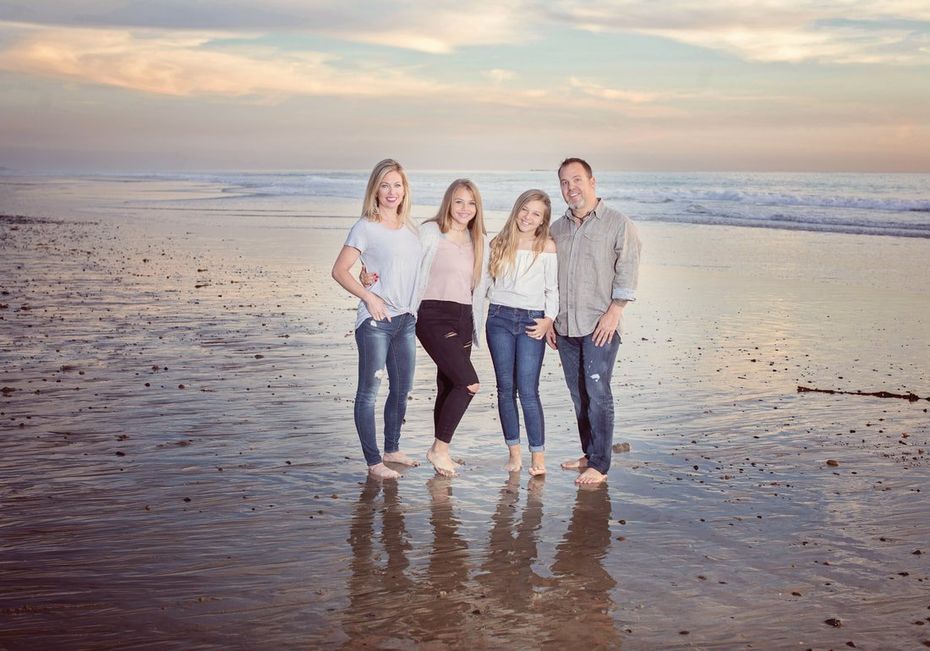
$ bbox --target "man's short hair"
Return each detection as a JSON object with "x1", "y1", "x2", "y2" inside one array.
[{"x1": 558, "y1": 157, "x2": 593, "y2": 178}]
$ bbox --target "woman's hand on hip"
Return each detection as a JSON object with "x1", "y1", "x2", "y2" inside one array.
[{"x1": 526, "y1": 317, "x2": 552, "y2": 340}]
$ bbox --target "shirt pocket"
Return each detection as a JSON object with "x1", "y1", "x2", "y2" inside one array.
[{"x1": 581, "y1": 228, "x2": 611, "y2": 263}]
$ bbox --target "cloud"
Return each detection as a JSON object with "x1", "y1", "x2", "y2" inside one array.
[
  {"x1": 0, "y1": 22, "x2": 443, "y2": 98},
  {"x1": 569, "y1": 78, "x2": 662, "y2": 104},
  {"x1": 0, "y1": 21, "x2": 677, "y2": 113},
  {"x1": 547, "y1": 1, "x2": 930, "y2": 64},
  {"x1": 482, "y1": 68, "x2": 516, "y2": 84},
  {"x1": 0, "y1": 1, "x2": 534, "y2": 54},
  {"x1": 2, "y1": 1, "x2": 928, "y2": 62}
]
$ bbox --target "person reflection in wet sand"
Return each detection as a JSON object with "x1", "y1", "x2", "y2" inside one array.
[
  {"x1": 342, "y1": 477, "x2": 472, "y2": 648},
  {"x1": 546, "y1": 484, "x2": 623, "y2": 648},
  {"x1": 475, "y1": 474, "x2": 547, "y2": 632},
  {"x1": 342, "y1": 476, "x2": 414, "y2": 648},
  {"x1": 411, "y1": 476, "x2": 471, "y2": 644}
]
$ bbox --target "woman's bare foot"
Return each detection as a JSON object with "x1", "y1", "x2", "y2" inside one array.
[
  {"x1": 560, "y1": 456, "x2": 588, "y2": 470},
  {"x1": 368, "y1": 462, "x2": 401, "y2": 480},
  {"x1": 529, "y1": 451, "x2": 546, "y2": 476},
  {"x1": 504, "y1": 445, "x2": 522, "y2": 472},
  {"x1": 426, "y1": 440, "x2": 457, "y2": 477},
  {"x1": 575, "y1": 467, "x2": 607, "y2": 484},
  {"x1": 383, "y1": 451, "x2": 420, "y2": 467}
]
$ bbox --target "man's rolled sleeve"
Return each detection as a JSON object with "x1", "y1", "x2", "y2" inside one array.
[{"x1": 612, "y1": 218, "x2": 642, "y2": 302}]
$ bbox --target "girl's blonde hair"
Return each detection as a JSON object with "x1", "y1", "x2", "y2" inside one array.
[
  {"x1": 489, "y1": 189, "x2": 552, "y2": 280},
  {"x1": 361, "y1": 158, "x2": 412, "y2": 228},
  {"x1": 426, "y1": 179, "x2": 486, "y2": 289}
]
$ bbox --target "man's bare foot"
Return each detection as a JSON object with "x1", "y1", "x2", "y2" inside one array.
[
  {"x1": 560, "y1": 456, "x2": 588, "y2": 470},
  {"x1": 575, "y1": 467, "x2": 607, "y2": 484},
  {"x1": 529, "y1": 451, "x2": 546, "y2": 476},
  {"x1": 383, "y1": 451, "x2": 420, "y2": 467},
  {"x1": 504, "y1": 445, "x2": 522, "y2": 472},
  {"x1": 368, "y1": 462, "x2": 401, "y2": 480},
  {"x1": 426, "y1": 445, "x2": 457, "y2": 477}
]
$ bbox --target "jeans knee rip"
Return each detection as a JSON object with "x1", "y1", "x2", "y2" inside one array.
[
  {"x1": 374, "y1": 369, "x2": 387, "y2": 380},
  {"x1": 589, "y1": 373, "x2": 601, "y2": 382}
]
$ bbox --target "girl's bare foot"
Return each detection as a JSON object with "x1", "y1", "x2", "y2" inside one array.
[
  {"x1": 426, "y1": 439, "x2": 457, "y2": 477},
  {"x1": 575, "y1": 467, "x2": 607, "y2": 484},
  {"x1": 504, "y1": 444, "x2": 522, "y2": 472},
  {"x1": 529, "y1": 451, "x2": 546, "y2": 476},
  {"x1": 560, "y1": 456, "x2": 588, "y2": 470},
  {"x1": 368, "y1": 462, "x2": 401, "y2": 480},
  {"x1": 383, "y1": 451, "x2": 420, "y2": 467}
]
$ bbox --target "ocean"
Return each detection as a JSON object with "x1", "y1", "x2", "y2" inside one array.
[{"x1": 46, "y1": 169, "x2": 930, "y2": 239}]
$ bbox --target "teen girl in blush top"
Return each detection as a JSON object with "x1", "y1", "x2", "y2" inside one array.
[
  {"x1": 331, "y1": 159, "x2": 422, "y2": 480},
  {"x1": 414, "y1": 179, "x2": 490, "y2": 477}
]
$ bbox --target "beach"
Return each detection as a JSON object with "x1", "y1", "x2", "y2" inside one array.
[{"x1": 1, "y1": 175, "x2": 929, "y2": 649}]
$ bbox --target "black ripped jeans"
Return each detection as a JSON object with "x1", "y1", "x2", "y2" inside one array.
[{"x1": 416, "y1": 300, "x2": 479, "y2": 443}]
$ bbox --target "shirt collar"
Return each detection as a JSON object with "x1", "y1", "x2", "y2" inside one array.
[{"x1": 565, "y1": 198, "x2": 603, "y2": 224}]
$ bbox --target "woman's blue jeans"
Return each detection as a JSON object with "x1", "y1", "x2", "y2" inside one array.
[
  {"x1": 485, "y1": 304, "x2": 547, "y2": 451},
  {"x1": 354, "y1": 313, "x2": 416, "y2": 466}
]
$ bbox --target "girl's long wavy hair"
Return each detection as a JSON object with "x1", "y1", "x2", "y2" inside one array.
[
  {"x1": 488, "y1": 189, "x2": 552, "y2": 280},
  {"x1": 426, "y1": 179, "x2": 486, "y2": 289},
  {"x1": 361, "y1": 158, "x2": 413, "y2": 230}
]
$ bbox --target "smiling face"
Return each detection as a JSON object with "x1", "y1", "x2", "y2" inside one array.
[
  {"x1": 376, "y1": 170, "x2": 405, "y2": 214},
  {"x1": 558, "y1": 161, "x2": 597, "y2": 215},
  {"x1": 516, "y1": 199, "x2": 547, "y2": 235},
  {"x1": 449, "y1": 186, "x2": 477, "y2": 229}
]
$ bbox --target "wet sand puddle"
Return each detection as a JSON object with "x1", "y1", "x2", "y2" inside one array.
[{"x1": 1, "y1": 212, "x2": 929, "y2": 649}]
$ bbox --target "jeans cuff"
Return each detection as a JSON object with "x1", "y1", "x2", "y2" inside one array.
[
  {"x1": 528, "y1": 444, "x2": 545, "y2": 453},
  {"x1": 504, "y1": 438, "x2": 521, "y2": 447}
]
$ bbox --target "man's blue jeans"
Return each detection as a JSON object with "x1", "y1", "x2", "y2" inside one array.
[
  {"x1": 556, "y1": 333, "x2": 621, "y2": 474},
  {"x1": 354, "y1": 313, "x2": 416, "y2": 466},
  {"x1": 486, "y1": 304, "x2": 547, "y2": 451}
]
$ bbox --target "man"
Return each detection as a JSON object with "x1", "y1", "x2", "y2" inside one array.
[{"x1": 546, "y1": 158, "x2": 642, "y2": 484}]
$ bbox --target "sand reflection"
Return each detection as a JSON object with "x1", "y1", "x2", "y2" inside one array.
[
  {"x1": 342, "y1": 474, "x2": 625, "y2": 648},
  {"x1": 477, "y1": 473, "x2": 546, "y2": 614},
  {"x1": 546, "y1": 484, "x2": 622, "y2": 648},
  {"x1": 342, "y1": 476, "x2": 471, "y2": 647}
]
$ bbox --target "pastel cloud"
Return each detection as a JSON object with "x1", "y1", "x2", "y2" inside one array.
[
  {"x1": 0, "y1": 1, "x2": 533, "y2": 54},
  {"x1": 548, "y1": 1, "x2": 930, "y2": 63},
  {"x1": 2, "y1": 1, "x2": 928, "y2": 63},
  {"x1": 0, "y1": 22, "x2": 443, "y2": 98},
  {"x1": 482, "y1": 68, "x2": 516, "y2": 84}
]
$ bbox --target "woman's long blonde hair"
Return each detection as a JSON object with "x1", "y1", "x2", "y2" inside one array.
[
  {"x1": 426, "y1": 179, "x2": 486, "y2": 289},
  {"x1": 361, "y1": 158, "x2": 412, "y2": 228},
  {"x1": 489, "y1": 189, "x2": 552, "y2": 280}
]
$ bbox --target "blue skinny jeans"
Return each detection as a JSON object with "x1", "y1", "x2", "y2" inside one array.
[
  {"x1": 485, "y1": 304, "x2": 547, "y2": 451},
  {"x1": 353, "y1": 313, "x2": 416, "y2": 466}
]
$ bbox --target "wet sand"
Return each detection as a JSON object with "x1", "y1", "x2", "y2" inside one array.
[{"x1": 1, "y1": 177, "x2": 929, "y2": 649}]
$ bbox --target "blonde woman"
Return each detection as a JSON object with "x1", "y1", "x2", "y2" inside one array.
[
  {"x1": 486, "y1": 190, "x2": 557, "y2": 475},
  {"x1": 414, "y1": 179, "x2": 490, "y2": 477},
  {"x1": 331, "y1": 159, "x2": 422, "y2": 480}
]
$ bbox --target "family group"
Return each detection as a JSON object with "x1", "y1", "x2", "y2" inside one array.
[{"x1": 331, "y1": 157, "x2": 641, "y2": 485}]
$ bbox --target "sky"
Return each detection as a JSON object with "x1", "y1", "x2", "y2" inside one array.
[{"x1": 1, "y1": 1, "x2": 929, "y2": 173}]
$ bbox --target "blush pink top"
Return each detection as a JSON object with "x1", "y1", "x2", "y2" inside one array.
[{"x1": 421, "y1": 236, "x2": 474, "y2": 305}]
